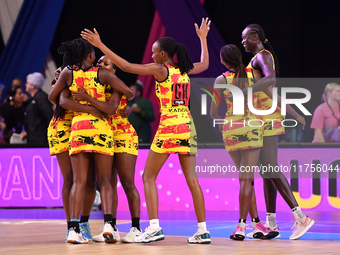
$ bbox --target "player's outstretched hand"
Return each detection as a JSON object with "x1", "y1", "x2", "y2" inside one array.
[
  {"x1": 194, "y1": 17, "x2": 211, "y2": 39},
  {"x1": 81, "y1": 28, "x2": 102, "y2": 48}
]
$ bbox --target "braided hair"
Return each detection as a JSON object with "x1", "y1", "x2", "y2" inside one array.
[
  {"x1": 54, "y1": 39, "x2": 93, "y2": 119},
  {"x1": 246, "y1": 24, "x2": 280, "y2": 79},
  {"x1": 57, "y1": 38, "x2": 94, "y2": 69},
  {"x1": 156, "y1": 37, "x2": 194, "y2": 75},
  {"x1": 220, "y1": 44, "x2": 248, "y2": 90}
]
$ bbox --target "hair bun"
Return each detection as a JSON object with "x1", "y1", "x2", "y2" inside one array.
[{"x1": 57, "y1": 41, "x2": 72, "y2": 54}]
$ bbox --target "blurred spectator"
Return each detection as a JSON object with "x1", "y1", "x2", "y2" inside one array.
[
  {"x1": 0, "y1": 84, "x2": 6, "y2": 143},
  {"x1": 12, "y1": 77, "x2": 30, "y2": 102},
  {"x1": 12, "y1": 77, "x2": 23, "y2": 87},
  {"x1": 24, "y1": 72, "x2": 53, "y2": 145},
  {"x1": 128, "y1": 80, "x2": 155, "y2": 143},
  {"x1": 0, "y1": 85, "x2": 26, "y2": 143},
  {"x1": 311, "y1": 83, "x2": 340, "y2": 142}
]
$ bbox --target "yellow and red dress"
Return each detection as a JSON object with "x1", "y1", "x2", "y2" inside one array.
[
  {"x1": 151, "y1": 63, "x2": 197, "y2": 154},
  {"x1": 221, "y1": 71, "x2": 263, "y2": 152},
  {"x1": 47, "y1": 110, "x2": 73, "y2": 156},
  {"x1": 246, "y1": 49, "x2": 285, "y2": 137},
  {"x1": 110, "y1": 94, "x2": 139, "y2": 156},
  {"x1": 68, "y1": 66, "x2": 114, "y2": 155}
]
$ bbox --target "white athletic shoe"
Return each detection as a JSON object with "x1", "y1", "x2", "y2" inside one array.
[
  {"x1": 120, "y1": 227, "x2": 142, "y2": 243},
  {"x1": 67, "y1": 229, "x2": 90, "y2": 244},
  {"x1": 289, "y1": 216, "x2": 315, "y2": 240},
  {"x1": 187, "y1": 231, "x2": 211, "y2": 244},
  {"x1": 93, "y1": 226, "x2": 120, "y2": 243},
  {"x1": 102, "y1": 223, "x2": 120, "y2": 243},
  {"x1": 134, "y1": 226, "x2": 165, "y2": 243},
  {"x1": 92, "y1": 232, "x2": 105, "y2": 242}
]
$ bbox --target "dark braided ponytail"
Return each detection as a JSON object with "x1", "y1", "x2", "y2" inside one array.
[
  {"x1": 246, "y1": 24, "x2": 280, "y2": 79},
  {"x1": 156, "y1": 37, "x2": 194, "y2": 75},
  {"x1": 57, "y1": 38, "x2": 94, "y2": 69},
  {"x1": 220, "y1": 44, "x2": 248, "y2": 90},
  {"x1": 54, "y1": 39, "x2": 93, "y2": 119},
  {"x1": 220, "y1": 44, "x2": 248, "y2": 110}
]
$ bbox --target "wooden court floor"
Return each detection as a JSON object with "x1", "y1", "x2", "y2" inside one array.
[{"x1": 0, "y1": 219, "x2": 338, "y2": 255}]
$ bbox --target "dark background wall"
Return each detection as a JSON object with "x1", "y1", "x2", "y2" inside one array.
[{"x1": 50, "y1": 0, "x2": 156, "y2": 87}]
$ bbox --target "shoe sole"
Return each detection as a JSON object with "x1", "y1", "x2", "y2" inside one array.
[
  {"x1": 253, "y1": 231, "x2": 279, "y2": 239},
  {"x1": 120, "y1": 238, "x2": 135, "y2": 243},
  {"x1": 187, "y1": 239, "x2": 211, "y2": 244},
  {"x1": 103, "y1": 232, "x2": 118, "y2": 243},
  {"x1": 67, "y1": 239, "x2": 90, "y2": 244},
  {"x1": 135, "y1": 235, "x2": 165, "y2": 243},
  {"x1": 92, "y1": 239, "x2": 105, "y2": 242},
  {"x1": 289, "y1": 219, "x2": 315, "y2": 240},
  {"x1": 247, "y1": 232, "x2": 281, "y2": 239},
  {"x1": 230, "y1": 234, "x2": 245, "y2": 241}
]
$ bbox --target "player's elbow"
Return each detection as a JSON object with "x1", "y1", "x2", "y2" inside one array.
[
  {"x1": 120, "y1": 64, "x2": 130, "y2": 73},
  {"x1": 210, "y1": 109, "x2": 218, "y2": 119},
  {"x1": 126, "y1": 89, "x2": 135, "y2": 101},
  {"x1": 203, "y1": 62, "x2": 209, "y2": 72},
  {"x1": 59, "y1": 97, "x2": 67, "y2": 108},
  {"x1": 48, "y1": 94, "x2": 56, "y2": 105},
  {"x1": 267, "y1": 76, "x2": 276, "y2": 87}
]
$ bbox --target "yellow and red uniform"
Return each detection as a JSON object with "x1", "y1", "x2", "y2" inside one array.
[
  {"x1": 106, "y1": 85, "x2": 138, "y2": 155},
  {"x1": 246, "y1": 49, "x2": 285, "y2": 137},
  {"x1": 47, "y1": 110, "x2": 73, "y2": 156},
  {"x1": 68, "y1": 66, "x2": 114, "y2": 155},
  {"x1": 151, "y1": 63, "x2": 197, "y2": 154},
  {"x1": 221, "y1": 71, "x2": 263, "y2": 152}
]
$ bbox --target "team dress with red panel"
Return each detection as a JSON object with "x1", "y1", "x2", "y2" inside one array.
[
  {"x1": 68, "y1": 66, "x2": 114, "y2": 156},
  {"x1": 105, "y1": 83, "x2": 139, "y2": 156},
  {"x1": 221, "y1": 71, "x2": 263, "y2": 152},
  {"x1": 246, "y1": 49, "x2": 285, "y2": 137},
  {"x1": 151, "y1": 63, "x2": 197, "y2": 154},
  {"x1": 47, "y1": 110, "x2": 73, "y2": 156}
]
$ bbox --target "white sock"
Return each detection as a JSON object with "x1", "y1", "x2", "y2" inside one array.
[
  {"x1": 266, "y1": 213, "x2": 277, "y2": 228},
  {"x1": 197, "y1": 222, "x2": 207, "y2": 234},
  {"x1": 149, "y1": 219, "x2": 160, "y2": 230},
  {"x1": 292, "y1": 206, "x2": 306, "y2": 222}
]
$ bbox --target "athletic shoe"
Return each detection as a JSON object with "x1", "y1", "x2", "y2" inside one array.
[
  {"x1": 264, "y1": 222, "x2": 281, "y2": 238},
  {"x1": 247, "y1": 222, "x2": 279, "y2": 239},
  {"x1": 187, "y1": 231, "x2": 211, "y2": 244},
  {"x1": 134, "y1": 226, "x2": 165, "y2": 243},
  {"x1": 120, "y1": 227, "x2": 142, "y2": 243},
  {"x1": 92, "y1": 227, "x2": 119, "y2": 243},
  {"x1": 67, "y1": 229, "x2": 90, "y2": 244},
  {"x1": 92, "y1": 232, "x2": 105, "y2": 242},
  {"x1": 230, "y1": 223, "x2": 246, "y2": 241},
  {"x1": 289, "y1": 216, "x2": 315, "y2": 240},
  {"x1": 80, "y1": 222, "x2": 92, "y2": 241},
  {"x1": 65, "y1": 229, "x2": 70, "y2": 242},
  {"x1": 246, "y1": 222, "x2": 281, "y2": 239},
  {"x1": 102, "y1": 223, "x2": 119, "y2": 243}
]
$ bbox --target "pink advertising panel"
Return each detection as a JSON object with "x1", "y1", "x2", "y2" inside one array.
[{"x1": 0, "y1": 148, "x2": 339, "y2": 211}]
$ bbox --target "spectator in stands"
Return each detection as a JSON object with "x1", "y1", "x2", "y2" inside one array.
[
  {"x1": 311, "y1": 83, "x2": 340, "y2": 142},
  {"x1": 12, "y1": 77, "x2": 30, "y2": 102},
  {"x1": 128, "y1": 80, "x2": 155, "y2": 143},
  {"x1": 0, "y1": 85, "x2": 26, "y2": 143},
  {"x1": 23, "y1": 72, "x2": 54, "y2": 145}
]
